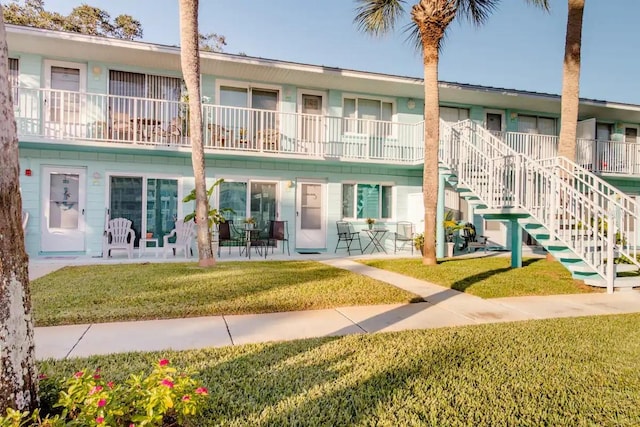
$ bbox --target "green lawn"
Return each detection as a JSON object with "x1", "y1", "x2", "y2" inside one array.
[
  {"x1": 31, "y1": 261, "x2": 419, "y2": 326},
  {"x1": 39, "y1": 313, "x2": 640, "y2": 426},
  {"x1": 358, "y1": 256, "x2": 599, "y2": 298}
]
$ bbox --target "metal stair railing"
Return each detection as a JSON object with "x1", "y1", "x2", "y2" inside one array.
[
  {"x1": 469, "y1": 122, "x2": 640, "y2": 273},
  {"x1": 443, "y1": 120, "x2": 640, "y2": 291},
  {"x1": 439, "y1": 119, "x2": 519, "y2": 209}
]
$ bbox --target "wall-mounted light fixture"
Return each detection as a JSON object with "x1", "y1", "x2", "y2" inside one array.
[
  {"x1": 510, "y1": 112, "x2": 518, "y2": 120},
  {"x1": 407, "y1": 99, "x2": 416, "y2": 110},
  {"x1": 286, "y1": 180, "x2": 296, "y2": 189},
  {"x1": 92, "y1": 65, "x2": 102, "y2": 76}
]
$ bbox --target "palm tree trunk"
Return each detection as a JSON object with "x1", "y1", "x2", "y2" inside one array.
[
  {"x1": 0, "y1": 14, "x2": 38, "y2": 413},
  {"x1": 178, "y1": 0, "x2": 215, "y2": 267},
  {"x1": 422, "y1": 40, "x2": 440, "y2": 266},
  {"x1": 558, "y1": 0, "x2": 584, "y2": 161}
]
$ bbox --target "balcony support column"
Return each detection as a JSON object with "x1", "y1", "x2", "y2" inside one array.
[
  {"x1": 436, "y1": 171, "x2": 446, "y2": 259},
  {"x1": 509, "y1": 218, "x2": 523, "y2": 268}
]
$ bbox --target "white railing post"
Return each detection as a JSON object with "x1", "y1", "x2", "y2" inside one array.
[{"x1": 606, "y1": 209, "x2": 616, "y2": 294}]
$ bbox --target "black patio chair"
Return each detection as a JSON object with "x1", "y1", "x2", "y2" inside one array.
[
  {"x1": 461, "y1": 223, "x2": 488, "y2": 253},
  {"x1": 335, "y1": 221, "x2": 362, "y2": 255},
  {"x1": 268, "y1": 220, "x2": 290, "y2": 255},
  {"x1": 217, "y1": 220, "x2": 243, "y2": 256}
]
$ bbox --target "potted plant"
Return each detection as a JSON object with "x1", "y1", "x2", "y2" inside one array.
[
  {"x1": 243, "y1": 217, "x2": 256, "y2": 229},
  {"x1": 413, "y1": 233, "x2": 424, "y2": 255},
  {"x1": 443, "y1": 211, "x2": 468, "y2": 258},
  {"x1": 183, "y1": 178, "x2": 234, "y2": 254},
  {"x1": 366, "y1": 217, "x2": 376, "y2": 230}
]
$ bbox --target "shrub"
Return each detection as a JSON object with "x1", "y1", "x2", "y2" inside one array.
[{"x1": 0, "y1": 359, "x2": 208, "y2": 427}]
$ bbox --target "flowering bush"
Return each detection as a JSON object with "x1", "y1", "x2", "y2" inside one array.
[{"x1": 0, "y1": 359, "x2": 208, "y2": 427}]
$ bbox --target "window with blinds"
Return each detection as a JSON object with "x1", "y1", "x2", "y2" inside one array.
[
  {"x1": 108, "y1": 71, "x2": 183, "y2": 121},
  {"x1": 109, "y1": 71, "x2": 182, "y2": 100},
  {"x1": 518, "y1": 115, "x2": 557, "y2": 135},
  {"x1": 9, "y1": 58, "x2": 18, "y2": 104}
]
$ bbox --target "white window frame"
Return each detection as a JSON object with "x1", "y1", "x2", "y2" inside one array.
[
  {"x1": 104, "y1": 172, "x2": 184, "y2": 243},
  {"x1": 108, "y1": 70, "x2": 185, "y2": 101},
  {"x1": 341, "y1": 181, "x2": 395, "y2": 221},
  {"x1": 484, "y1": 109, "x2": 506, "y2": 132},
  {"x1": 518, "y1": 114, "x2": 558, "y2": 136},
  {"x1": 214, "y1": 176, "x2": 282, "y2": 220},
  {"x1": 215, "y1": 79, "x2": 282, "y2": 111},
  {"x1": 341, "y1": 93, "x2": 396, "y2": 136},
  {"x1": 298, "y1": 89, "x2": 327, "y2": 115},
  {"x1": 44, "y1": 59, "x2": 87, "y2": 92}
]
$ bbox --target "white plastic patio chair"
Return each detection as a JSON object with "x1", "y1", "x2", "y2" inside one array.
[
  {"x1": 163, "y1": 219, "x2": 196, "y2": 258},
  {"x1": 103, "y1": 217, "x2": 135, "y2": 258}
]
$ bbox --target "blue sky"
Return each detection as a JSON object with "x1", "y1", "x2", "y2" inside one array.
[{"x1": 44, "y1": 0, "x2": 640, "y2": 104}]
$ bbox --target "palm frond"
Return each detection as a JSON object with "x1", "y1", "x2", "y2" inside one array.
[
  {"x1": 402, "y1": 21, "x2": 422, "y2": 53},
  {"x1": 456, "y1": 0, "x2": 500, "y2": 26},
  {"x1": 354, "y1": 0, "x2": 406, "y2": 36},
  {"x1": 524, "y1": 0, "x2": 550, "y2": 12}
]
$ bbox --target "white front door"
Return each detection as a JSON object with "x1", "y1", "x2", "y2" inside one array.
[
  {"x1": 41, "y1": 166, "x2": 87, "y2": 252},
  {"x1": 295, "y1": 180, "x2": 326, "y2": 250},
  {"x1": 44, "y1": 60, "x2": 87, "y2": 139}
]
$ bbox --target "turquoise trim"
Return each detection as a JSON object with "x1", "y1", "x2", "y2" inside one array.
[{"x1": 509, "y1": 218, "x2": 522, "y2": 268}]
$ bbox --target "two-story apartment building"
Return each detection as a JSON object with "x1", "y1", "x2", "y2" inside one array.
[{"x1": 9, "y1": 24, "x2": 640, "y2": 259}]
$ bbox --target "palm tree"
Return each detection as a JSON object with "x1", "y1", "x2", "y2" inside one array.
[
  {"x1": 0, "y1": 11, "x2": 38, "y2": 413},
  {"x1": 354, "y1": 0, "x2": 549, "y2": 265},
  {"x1": 557, "y1": 0, "x2": 585, "y2": 161},
  {"x1": 178, "y1": 0, "x2": 215, "y2": 267}
]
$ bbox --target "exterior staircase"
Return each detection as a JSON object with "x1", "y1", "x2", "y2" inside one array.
[{"x1": 438, "y1": 119, "x2": 640, "y2": 292}]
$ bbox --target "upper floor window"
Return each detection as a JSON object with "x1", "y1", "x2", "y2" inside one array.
[
  {"x1": 342, "y1": 97, "x2": 393, "y2": 134},
  {"x1": 219, "y1": 86, "x2": 278, "y2": 111},
  {"x1": 108, "y1": 71, "x2": 183, "y2": 122},
  {"x1": 518, "y1": 114, "x2": 556, "y2": 136},
  {"x1": 440, "y1": 106, "x2": 470, "y2": 124},
  {"x1": 8, "y1": 58, "x2": 18, "y2": 104},
  {"x1": 109, "y1": 70, "x2": 183, "y2": 101},
  {"x1": 596, "y1": 122, "x2": 613, "y2": 141}
]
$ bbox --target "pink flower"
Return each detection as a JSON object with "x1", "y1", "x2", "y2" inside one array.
[
  {"x1": 107, "y1": 381, "x2": 115, "y2": 389},
  {"x1": 96, "y1": 417, "x2": 104, "y2": 424},
  {"x1": 195, "y1": 387, "x2": 208, "y2": 395},
  {"x1": 182, "y1": 395, "x2": 191, "y2": 401},
  {"x1": 74, "y1": 371, "x2": 84, "y2": 378},
  {"x1": 97, "y1": 398, "x2": 107, "y2": 407},
  {"x1": 93, "y1": 374, "x2": 101, "y2": 380},
  {"x1": 129, "y1": 424, "x2": 135, "y2": 427},
  {"x1": 89, "y1": 385, "x2": 103, "y2": 395},
  {"x1": 161, "y1": 379, "x2": 174, "y2": 388},
  {"x1": 158, "y1": 359, "x2": 170, "y2": 367},
  {"x1": 37, "y1": 374, "x2": 48, "y2": 380}
]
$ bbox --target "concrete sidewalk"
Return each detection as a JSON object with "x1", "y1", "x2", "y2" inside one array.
[{"x1": 34, "y1": 259, "x2": 640, "y2": 360}]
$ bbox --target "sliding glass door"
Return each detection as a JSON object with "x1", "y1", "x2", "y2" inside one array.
[
  {"x1": 219, "y1": 180, "x2": 278, "y2": 233},
  {"x1": 109, "y1": 176, "x2": 178, "y2": 247}
]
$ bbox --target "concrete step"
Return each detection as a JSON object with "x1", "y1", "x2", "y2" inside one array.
[{"x1": 585, "y1": 276, "x2": 640, "y2": 290}]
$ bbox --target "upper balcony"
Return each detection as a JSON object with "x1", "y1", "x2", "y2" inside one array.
[
  {"x1": 15, "y1": 87, "x2": 639, "y2": 176},
  {"x1": 490, "y1": 131, "x2": 640, "y2": 176},
  {"x1": 15, "y1": 87, "x2": 425, "y2": 166}
]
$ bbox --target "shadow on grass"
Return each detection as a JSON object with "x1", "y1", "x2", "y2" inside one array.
[
  {"x1": 446, "y1": 258, "x2": 543, "y2": 293},
  {"x1": 32, "y1": 261, "x2": 415, "y2": 326}
]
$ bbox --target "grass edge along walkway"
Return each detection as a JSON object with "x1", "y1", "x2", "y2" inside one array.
[
  {"x1": 356, "y1": 256, "x2": 600, "y2": 299},
  {"x1": 38, "y1": 313, "x2": 640, "y2": 426},
  {"x1": 30, "y1": 260, "x2": 421, "y2": 327}
]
